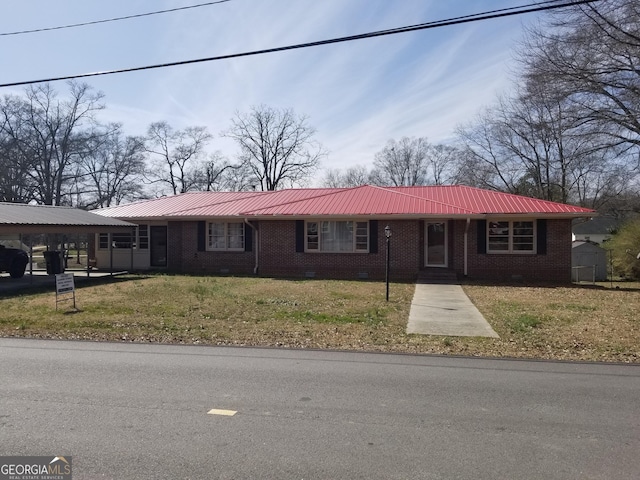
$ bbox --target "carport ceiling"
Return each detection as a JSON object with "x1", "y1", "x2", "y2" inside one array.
[{"x1": 0, "y1": 202, "x2": 136, "y2": 234}]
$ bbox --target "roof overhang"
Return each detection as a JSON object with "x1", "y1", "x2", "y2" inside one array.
[
  {"x1": 0, "y1": 224, "x2": 136, "y2": 235},
  {"x1": 134, "y1": 212, "x2": 596, "y2": 222}
]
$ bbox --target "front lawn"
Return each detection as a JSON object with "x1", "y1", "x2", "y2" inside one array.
[{"x1": 0, "y1": 274, "x2": 638, "y2": 362}]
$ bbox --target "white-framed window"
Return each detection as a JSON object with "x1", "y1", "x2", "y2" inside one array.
[
  {"x1": 98, "y1": 226, "x2": 149, "y2": 250},
  {"x1": 208, "y1": 222, "x2": 244, "y2": 251},
  {"x1": 98, "y1": 234, "x2": 109, "y2": 250},
  {"x1": 488, "y1": 220, "x2": 535, "y2": 253},
  {"x1": 138, "y1": 225, "x2": 149, "y2": 249},
  {"x1": 306, "y1": 220, "x2": 369, "y2": 253}
]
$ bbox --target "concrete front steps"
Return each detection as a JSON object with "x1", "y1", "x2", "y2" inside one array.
[{"x1": 418, "y1": 268, "x2": 459, "y2": 284}]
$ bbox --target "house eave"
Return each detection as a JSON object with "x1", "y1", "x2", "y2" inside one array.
[{"x1": 107, "y1": 212, "x2": 594, "y2": 222}]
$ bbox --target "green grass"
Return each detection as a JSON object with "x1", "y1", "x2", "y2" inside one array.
[{"x1": 508, "y1": 314, "x2": 543, "y2": 333}]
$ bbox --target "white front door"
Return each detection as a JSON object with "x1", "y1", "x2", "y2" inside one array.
[{"x1": 425, "y1": 222, "x2": 447, "y2": 267}]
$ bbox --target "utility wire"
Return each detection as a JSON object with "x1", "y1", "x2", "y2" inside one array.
[
  {"x1": 340, "y1": 0, "x2": 579, "y2": 40},
  {"x1": 0, "y1": 0, "x2": 232, "y2": 37},
  {"x1": 0, "y1": 0, "x2": 600, "y2": 88}
]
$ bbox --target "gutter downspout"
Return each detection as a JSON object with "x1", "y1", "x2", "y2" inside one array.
[
  {"x1": 244, "y1": 218, "x2": 259, "y2": 275},
  {"x1": 464, "y1": 218, "x2": 470, "y2": 277}
]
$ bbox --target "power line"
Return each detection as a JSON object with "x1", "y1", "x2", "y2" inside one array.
[
  {"x1": 344, "y1": 0, "x2": 577, "y2": 40},
  {"x1": 0, "y1": 0, "x2": 232, "y2": 37},
  {"x1": 0, "y1": 0, "x2": 600, "y2": 89}
]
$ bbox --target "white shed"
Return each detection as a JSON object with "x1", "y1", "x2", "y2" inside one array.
[{"x1": 572, "y1": 241, "x2": 608, "y2": 282}]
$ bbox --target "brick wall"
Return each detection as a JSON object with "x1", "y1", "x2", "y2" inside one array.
[
  {"x1": 258, "y1": 220, "x2": 420, "y2": 280},
  {"x1": 172, "y1": 221, "x2": 255, "y2": 275},
  {"x1": 167, "y1": 222, "x2": 183, "y2": 271},
  {"x1": 456, "y1": 219, "x2": 572, "y2": 283},
  {"x1": 168, "y1": 218, "x2": 573, "y2": 283}
]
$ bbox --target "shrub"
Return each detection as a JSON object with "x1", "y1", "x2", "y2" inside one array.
[{"x1": 607, "y1": 218, "x2": 640, "y2": 280}]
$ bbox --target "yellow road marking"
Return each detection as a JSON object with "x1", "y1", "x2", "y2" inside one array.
[{"x1": 208, "y1": 408, "x2": 237, "y2": 416}]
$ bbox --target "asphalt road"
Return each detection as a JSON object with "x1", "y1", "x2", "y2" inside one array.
[{"x1": 1, "y1": 339, "x2": 638, "y2": 480}]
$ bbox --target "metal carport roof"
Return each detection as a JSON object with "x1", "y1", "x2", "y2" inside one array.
[{"x1": 0, "y1": 203, "x2": 136, "y2": 234}]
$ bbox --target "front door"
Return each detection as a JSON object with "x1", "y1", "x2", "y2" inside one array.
[
  {"x1": 150, "y1": 226, "x2": 167, "y2": 267},
  {"x1": 425, "y1": 222, "x2": 447, "y2": 267}
]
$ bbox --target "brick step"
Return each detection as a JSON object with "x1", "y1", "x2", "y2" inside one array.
[{"x1": 418, "y1": 268, "x2": 459, "y2": 284}]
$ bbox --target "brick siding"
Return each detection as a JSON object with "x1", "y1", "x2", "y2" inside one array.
[
  {"x1": 452, "y1": 219, "x2": 572, "y2": 283},
  {"x1": 258, "y1": 220, "x2": 420, "y2": 281},
  {"x1": 170, "y1": 221, "x2": 255, "y2": 275},
  {"x1": 169, "y1": 218, "x2": 573, "y2": 283}
]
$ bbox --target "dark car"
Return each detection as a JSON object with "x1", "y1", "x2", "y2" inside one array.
[{"x1": 0, "y1": 244, "x2": 29, "y2": 278}]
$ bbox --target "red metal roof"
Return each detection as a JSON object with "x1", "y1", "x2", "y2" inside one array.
[
  {"x1": 96, "y1": 191, "x2": 266, "y2": 218},
  {"x1": 95, "y1": 185, "x2": 595, "y2": 219},
  {"x1": 390, "y1": 186, "x2": 594, "y2": 215}
]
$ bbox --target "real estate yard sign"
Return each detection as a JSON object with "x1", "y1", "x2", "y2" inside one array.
[{"x1": 55, "y1": 273, "x2": 76, "y2": 310}]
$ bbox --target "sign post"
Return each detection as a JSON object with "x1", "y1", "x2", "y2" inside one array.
[{"x1": 55, "y1": 273, "x2": 76, "y2": 310}]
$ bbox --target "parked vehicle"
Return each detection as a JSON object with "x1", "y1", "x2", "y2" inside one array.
[{"x1": 0, "y1": 244, "x2": 29, "y2": 278}]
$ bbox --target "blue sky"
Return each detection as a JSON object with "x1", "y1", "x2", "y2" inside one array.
[{"x1": 0, "y1": 0, "x2": 548, "y2": 180}]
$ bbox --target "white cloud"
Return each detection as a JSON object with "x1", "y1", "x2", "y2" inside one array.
[{"x1": 0, "y1": 0, "x2": 544, "y2": 183}]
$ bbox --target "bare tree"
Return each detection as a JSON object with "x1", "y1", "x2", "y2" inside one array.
[
  {"x1": 322, "y1": 165, "x2": 370, "y2": 188},
  {"x1": 456, "y1": 111, "x2": 525, "y2": 194},
  {"x1": 78, "y1": 124, "x2": 146, "y2": 208},
  {"x1": 455, "y1": 83, "x2": 626, "y2": 205},
  {"x1": 599, "y1": 186, "x2": 640, "y2": 219},
  {"x1": 145, "y1": 121, "x2": 212, "y2": 195},
  {"x1": 223, "y1": 105, "x2": 325, "y2": 191},
  {"x1": 0, "y1": 124, "x2": 34, "y2": 203},
  {"x1": 426, "y1": 144, "x2": 461, "y2": 185},
  {"x1": 521, "y1": 0, "x2": 640, "y2": 154},
  {"x1": 369, "y1": 137, "x2": 430, "y2": 187},
  {"x1": 220, "y1": 162, "x2": 258, "y2": 191},
  {"x1": 452, "y1": 0, "x2": 640, "y2": 209},
  {"x1": 193, "y1": 152, "x2": 250, "y2": 191},
  {"x1": 0, "y1": 81, "x2": 104, "y2": 205}
]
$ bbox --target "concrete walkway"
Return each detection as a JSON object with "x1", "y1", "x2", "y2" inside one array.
[{"x1": 407, "y1": 283, "x2": 499, "y2": 338}]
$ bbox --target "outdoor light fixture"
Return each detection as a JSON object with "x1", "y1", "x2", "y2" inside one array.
[{"x1": 385, "y1": 225, "x2": 391, "y2": 301}]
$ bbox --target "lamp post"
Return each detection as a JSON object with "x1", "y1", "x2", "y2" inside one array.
[{"x1": 385, "y1": 225, "x2": 392, "y2": 301}]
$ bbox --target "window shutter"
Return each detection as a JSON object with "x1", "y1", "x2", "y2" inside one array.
[
  {"x1": 477, "y1": 220, "x2": 487, "y2": 254},
  {"x1": 369, "y1": 220, "x2": 378, "y2": 254},
  {"x1": 295, "y1": 220, "x2": 305, "y2": 252},
  {"x1": 537, "y1": 219, "x2": 547, "y2": 255},
  {"x1": 244, "y1": 223, "x2": 253, "y2": 252},
  {"x1": 197, "y1": 221, "x2": 206, "y2": 252}
]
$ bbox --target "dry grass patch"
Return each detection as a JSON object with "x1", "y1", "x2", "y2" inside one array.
[
  {"x1": 0, "y1": 275, "x2": 415, "y2": 350},
  {"x1": 461, "y1": 282, "x2": 640, "y2": 362},
  {"x1": 1, "y1": 275, "x2": 638, "y2": 363}
]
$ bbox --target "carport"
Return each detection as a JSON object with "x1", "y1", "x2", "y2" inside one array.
[{"x1": 0, "y1": 202, "x2": 137, "y2": 284}]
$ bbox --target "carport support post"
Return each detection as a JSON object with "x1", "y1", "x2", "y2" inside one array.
[
  {"x1": 109, "y1": 233, "x2": 114, "y2": 276},
  {"x1": 385, "y1": 225, "x2": 392, "y2": 301},
  {"x1": 86, "y1": 233, "x2": 91, "y2": 279},
  {"x1": 28, "y1": 235, "x2": 33, "y2": 284},
  {"x1": 130, "y1": 226, "x2": 135, "y2": 273}
]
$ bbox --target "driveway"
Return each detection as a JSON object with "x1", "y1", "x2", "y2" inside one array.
[{"x1": 0, "y1": 270, "x2": 119, "y2": 294}]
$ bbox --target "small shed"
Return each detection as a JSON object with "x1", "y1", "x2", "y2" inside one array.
[
  {"x1": 572, "y1": 216, "x2": 618, "y2": 245},
  {"x1": 572, "y1": 241, "x2": 608, "y2": 282}
]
